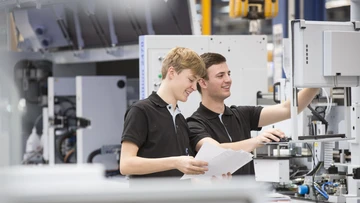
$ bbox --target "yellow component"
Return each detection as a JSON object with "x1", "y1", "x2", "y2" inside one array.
[
  {"x1": 234, "y1": 0, "x2": 249, "y2": 18},
  {"x1": 267, "y1": 50, "x2": 273, "y2": 62},
  {"x1": 264, "y1": 0, "x2": 279, "y2": 19},
  {"x1": 229, "y1": 0, "x2": 236, "y2": 18},
  {"x1": 201, "y1": 0, "x2": 211, "y2": 35},
  {"x1": 9, "y1": 12, "x2": 19, "y2": 51},
  {"x1": 314, "y1": 142, "x2": 318, "y2": 147}
]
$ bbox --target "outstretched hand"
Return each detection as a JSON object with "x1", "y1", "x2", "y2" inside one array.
[{"x1": 255, "y1": 128, "x2": 286, "y2": 146}]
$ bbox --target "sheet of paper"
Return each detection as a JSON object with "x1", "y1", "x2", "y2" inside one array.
[{"x1": 181, "y1": 142, "x2": 253, "y2": 180}]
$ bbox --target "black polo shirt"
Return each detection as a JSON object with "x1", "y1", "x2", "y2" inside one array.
[
  {"x1": 187, "y1": 103, "x2": 263, "y2": 175},
  {"x1": 121, "y1": 92, "x2": 193, "y2": 178}
]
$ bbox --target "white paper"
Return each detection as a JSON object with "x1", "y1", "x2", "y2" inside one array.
[{"x1": 181, "y1": 142, "x2": 253, "y2": 180}]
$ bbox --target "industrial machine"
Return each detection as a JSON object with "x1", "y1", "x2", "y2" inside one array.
[
  {"x1": 228, "y1": 0, "x2": 279, "y2": 34},
  {"x1": 229, "y1": 0, "x2": 279, "y2": 20},
  {"x1": 0, "y1": 0, "x2": 198, "y2": 169},
  {"x1": 253, "y1": 1, "x2": 360, "y2": 200},
  {"x1": 43, "y1": 76, "x2": 127, "y2": 177},
  {"x1": 288, "y1": 19, "x2": 360, "y2": 203}
]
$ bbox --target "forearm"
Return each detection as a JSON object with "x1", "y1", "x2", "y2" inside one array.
[
  {"x1": 258, "y1": 88, "x2": 319, "y2": 127},
  {"x1": 285, "y1": 88, "x2": 319, "y2": 116},
  {"x1": 120, "y1": 156, "x2": 178, "y2": 175},
  {"x1": 219, "y1": 138, "x2": 259, "y2": 153}
]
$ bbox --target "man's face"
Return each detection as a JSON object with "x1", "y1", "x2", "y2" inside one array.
[
  {"x1": 203, "y1": 62, "x2": 232, "y2": 100},
  {"x1": 172, "y1": 69, "x2": 198, "y2": 102}
]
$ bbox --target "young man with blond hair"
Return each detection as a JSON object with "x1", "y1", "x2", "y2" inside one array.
[
  {"x1": 120, "y1": 47, "x2": 208, "y2": 178},
  {"x1": 187, "y1": 52, "x2": 319, "y2": 175}
]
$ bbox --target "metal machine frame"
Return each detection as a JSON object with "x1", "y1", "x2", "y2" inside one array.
[{"x1": 287, "y1": 18, "x2": 360, "y2": 203}]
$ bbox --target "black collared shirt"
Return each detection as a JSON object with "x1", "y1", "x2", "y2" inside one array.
[
  {"x1": 121, "y1": 92, "x2": 193, "y2": 178},
  {"x1": 187, "y1": 103, "x2": 263, "y2": 175}
]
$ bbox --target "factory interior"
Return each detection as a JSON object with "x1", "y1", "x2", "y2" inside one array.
[{"x1": 0, "y1": 0, "x2": 360, "y2": 202}]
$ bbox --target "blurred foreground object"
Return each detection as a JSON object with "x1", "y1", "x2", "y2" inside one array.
[{"x1": 0, "y1": 164, "x2": 268, "y2": 203}]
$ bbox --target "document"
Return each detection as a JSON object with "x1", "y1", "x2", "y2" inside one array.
[{"x1": 181, "y1": 142, "x2": 253, "y2": 179}]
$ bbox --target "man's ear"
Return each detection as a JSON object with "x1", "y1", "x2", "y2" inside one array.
[
  {"x1": 167, "y1": 66, "x2": 176, "y2": 80},
  {"x1": 198, "y1": 78, "x2": 207, "y2": 89}
]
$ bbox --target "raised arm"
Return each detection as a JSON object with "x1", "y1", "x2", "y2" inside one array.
[
  {"x1": 258, "y1": 88, "x2": 319, "y2": 127},
  {"x1": 188, "y1": 116, "x2": 285, "y2": 153}
]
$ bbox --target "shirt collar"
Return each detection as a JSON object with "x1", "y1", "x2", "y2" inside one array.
[
  {"x1": 149, "y1": 91, "x2": 180, "y2": 109},
  {"x1": 148, "y1": 91, "x2": 168, "y2": 107},
  {"x1": 197, "y1": 102, "x2": 233, "y2": 119}
]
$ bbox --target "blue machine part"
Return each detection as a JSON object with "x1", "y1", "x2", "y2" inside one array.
[{"x1": 298, "y1": 185, "x2": 309, "y2": 195}]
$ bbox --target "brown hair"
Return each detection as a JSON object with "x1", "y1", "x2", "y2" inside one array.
[
  {"x1": 197, "y1": 52, "x2": 227, "y2": 94},
  {"x1": 161, "y1": 47, "x2": 206, "y2": 79}
]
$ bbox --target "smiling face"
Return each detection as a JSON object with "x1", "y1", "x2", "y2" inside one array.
[
  {"x1": 201, "y1": 62, "x2": 232, "y2": 101},
  {"x1": 171, "y1": 68, "x2": 198, "y2": 102}
]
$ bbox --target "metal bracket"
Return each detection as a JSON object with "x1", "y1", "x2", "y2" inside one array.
[
  {"x1": 299, "y1": 19, "x2": 306, "y2": 29},
  {"x1": 353, "y1": 21, "x2": 360, "y2": 31},
  {"x1": 73, "y1": 50, "x2": 86, "y2": 58},
  {"x1": 49, "y1": 116, "x2": 91, "y2": 129},
  {"x1": 106, "y1": 46, "x2": 124, "y2": 56},
  {"x1": 107, "y1": 4, "x2": 118, "y2": 46}
]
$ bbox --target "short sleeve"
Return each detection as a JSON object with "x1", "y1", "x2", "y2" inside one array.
[
  {"x1": 187, "y1": 117, "x2": 211, "y2": 152},
  {"x1": 121, "y1": 106, "x2": 148, "y2": 148},
  {"x1": 232, "y1": 105, "x2": 263, "y2": 131}
]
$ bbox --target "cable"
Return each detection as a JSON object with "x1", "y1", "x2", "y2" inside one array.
[
  {"x1": 64, "y1": 148, "x2": 75, "y2": 163},
  {"x1": 321, "y1": 88, "x2": 330, "y2": 115},
  {"x1": 321, "y1": 182, "x2": 333, "y2": 193},
  {"x1": 62, "y1": 107, "x2": 76, "y2": 116},
  {"x1": 305, "y1": 143, "x2": 315, "y2": 167},
  {"x1": 105, "y1": 169, "x2": 121, "y2": 177},
  {"x1": 307, "y1": 105, "x2": 328, "y2": 133},
  {"x1": 55, "y1": 131, "x2": 75, "y2": 162},
  {"x1": 314, "y1": 182, "x2": 329, "y2": 200},
  {"x1": 87, "y1": 148, "x2": 101, "y2": 163},
  {"x1": 56, "y1": 97, "x2": 75, "y2": 106},
  {"x1": 321, "y1": 88, "x2": 333, "y2": 116},
  {"x1": 87, "y1": 148, "x2": 121, "y2": 177}
]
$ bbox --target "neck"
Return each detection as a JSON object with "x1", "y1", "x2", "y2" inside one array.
[
  {"x1": 201, "y1": 92, "x2": 225, "y2": 114},
  {"x1": 157, "y1": 80, "x2": 177, "y2": 108}
]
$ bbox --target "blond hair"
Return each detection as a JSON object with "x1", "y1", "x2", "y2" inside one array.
[{"x1": 161, "y1": 47, "x2": 206, "y2": 79}]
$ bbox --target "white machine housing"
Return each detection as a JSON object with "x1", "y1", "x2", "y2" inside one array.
[
  {"x1": 47, "y1": 76, "x2": 127, "y2": 170},
  {"x1": 254, "y1": 159, "x2": 290, "y2": 183},
  {"x1": 292, "y1": 20, "x2": 360, "y2": 88},
  {"x1": 76, "y1": 76, "x2": 127, "y2": 170},
  {"x1": 139, "y1": 35, "x2": 268, "y2": 118}
]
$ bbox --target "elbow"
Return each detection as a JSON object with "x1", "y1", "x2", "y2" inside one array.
[{"x1": 119, "y1": 160, "x2": 131, "y2": 175}]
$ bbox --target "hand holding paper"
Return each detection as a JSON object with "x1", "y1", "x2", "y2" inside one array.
[{"x1": 181, "y1": 142, "x2": 253, "y2": 180}]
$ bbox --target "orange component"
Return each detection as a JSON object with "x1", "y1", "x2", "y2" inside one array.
[
  {"x1": 234, "y1": 0, "x2": 249, "y2": 18},
  {"x1": 264, "y1": 0, "x2": 279, "y2": 19}
]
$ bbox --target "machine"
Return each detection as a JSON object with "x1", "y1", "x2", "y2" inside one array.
[
  {"x1": 229, "y1": 0, "x2": 279, "y2": 20},
  {"x1": 253, "y1": 1, "x2": 360, "y2": 201},
  {"x1": 44, "y1": 76, "x2": 127, "y2": 176},
  {"x1": 0, "y1": 0, "x2": 199, "y2": 169},
  {"x1": 228, "y1": 0, "x2": 279, "y2": 34}
]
